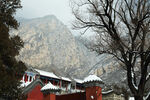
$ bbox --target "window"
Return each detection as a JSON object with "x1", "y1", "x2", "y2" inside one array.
[{"x1": 29, "y1": 76, "x2": 32, "y2": 82}]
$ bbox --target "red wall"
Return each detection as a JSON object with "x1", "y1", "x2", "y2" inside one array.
[
  {"x1": 27, "y1": 84, "x2": 43, "y2": 100},
  {"x1": 43, "y1": 94, "x2": 56, "y2": 100},
  {"x1": 43, "y1": 86, "x2": 102, "y2": 100},
  {"x1": 43, "y1": 94, "x2": 50, "y2": 100},
  {"x1": 86, "y1": 86, "x2": 102, "y2": 100},
  {"x1": 50, "y1": 94, "x2": 56, "y2": 100},
  {"x1": 56, "y1": 92, "x2": 86, "y2": 100},
  {"x1": 25, "y1": 83, "x2": 102, "y2": 100}
]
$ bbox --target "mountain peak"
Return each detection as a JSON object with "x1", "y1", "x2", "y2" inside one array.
[
  {"x1": 42, "y1": 15, "x2": 57, "y2": 19},
  {"x1": 12, "y1": 15, "x2": 120, "y2": 79},
  {"x1": 11, "y1": 15, "x2": 99, "y2": 78},
  {"x1": 17, "y1": 15, "x2": 59, "y2": 24},
  {"x1": 31, "y1": 15, "x2": 58, "y2": 22}
]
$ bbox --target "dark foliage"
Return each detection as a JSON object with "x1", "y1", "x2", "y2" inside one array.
[{"x1": 0, "y1": 0, "x2": 27, "y2": 99}]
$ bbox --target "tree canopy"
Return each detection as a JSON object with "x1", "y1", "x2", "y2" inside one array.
[
  {"x1": 0, "y1": 0, "x2": 26, "y2": 99},
  {"x1": 71, "y1": 0, "x2": 150, "y2": 100}
]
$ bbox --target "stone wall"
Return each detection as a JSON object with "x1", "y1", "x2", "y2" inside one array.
[{"x1": 102, "y1": 92, "x2": 124, "y2": 100}]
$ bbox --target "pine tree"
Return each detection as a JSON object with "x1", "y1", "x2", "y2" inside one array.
[{"x1": 0, "y1": 0, "x2": 27, "y2": 99}]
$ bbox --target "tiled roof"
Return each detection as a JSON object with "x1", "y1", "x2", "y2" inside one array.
[
  {"x1": 35, "y1": 69, "x2": 60, "y2": 79},
  {"x1": 83, "y1": 75, "x2": 102, "y2": 83},
  {"x1": 74, "y1": 78, "x2": 84, "y2": 84},
  {"x1": 41, "y1": 82, "x2": 59, "y2": 91},
  {"x1": 61, "y1": 77, "x2": 71, "y2": 82}
]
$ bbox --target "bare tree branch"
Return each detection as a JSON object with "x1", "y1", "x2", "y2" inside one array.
[{"x1": 71, "y1": 0, "x2": 150, "y2": 99}]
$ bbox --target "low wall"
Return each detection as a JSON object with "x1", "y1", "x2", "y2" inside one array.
[
  {"x1": 56, "y1": 92, "x2": 86, "y2": 100},
  {"x1": 27, "y1": 84, "x2": 43, "y2": 100}
]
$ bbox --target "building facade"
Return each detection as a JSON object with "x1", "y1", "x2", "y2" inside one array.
[
  {"x1": 21, "y1": 68, "x2": 125, "y2": 100},
  {"x1": 21, "y1": 67, "x2": 84, "y2": 94}
]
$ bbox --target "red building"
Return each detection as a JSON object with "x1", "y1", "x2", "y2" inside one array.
[
  {"x1": 21, "y1": 68, "x2": 84, "y2": 93},
  {"x1": 21, "y1": 68, "x2": 104, "y2": 100}
]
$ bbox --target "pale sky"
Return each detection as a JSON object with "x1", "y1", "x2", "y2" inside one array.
[
  {"x1": 16, "y1": 0, "x2": 92, "y2": 36},
  {"x1": 16, "y1": 0, "x2": 74, "y2": 26}
]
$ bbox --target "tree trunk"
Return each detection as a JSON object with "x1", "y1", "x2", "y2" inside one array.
[
  {"x1": 123, "y1": 92, "x2": 129, "y2": 100},
  {"x1": 134, "y1": 95, "x2": 143, "y2": 100},
  {"x1": 124, "y1": 96, "x2": 128, "y2": 100}
]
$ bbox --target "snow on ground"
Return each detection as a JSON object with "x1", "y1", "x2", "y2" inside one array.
[{"x1": 129, "y1": 97, "x2": 135, "y2": 100}]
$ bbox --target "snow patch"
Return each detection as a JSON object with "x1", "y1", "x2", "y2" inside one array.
[
  {"x1": 132, "y1": 82, "x2": 138, "y2": 90},
  {"x1": 91, "y1": 96, "x2": 94, "y2": 99},
  {"x1": 146, "y1": 73, "x2": 150, "y2": 81},
  {"x1": 83, "y1": 75, "x2": 102, "y2": 83},
  {"x1": 61, "y1": 77, "x2": 71, "y2": 82},
  {"x1": 74, "y1": 78, "x2": 84, "y2": 83},
  {"x1": 41, "y1": 82, "x2": 59, "y2": 91},
  {"x1": 129, "y1": 97, "x2": 135, "y2": 100},
  {"x1": 131, "y1": 69, "x2": 138, "y2": 90},
  {"x1": 20, "y1": 81, "x2": 31, "y2": 87},
  {"x1": 102, "y1": 90, "x2": 113, "y2": 94},
  {"x1": 35, "y1": 69, "x2": 60, "y2": 79},
  {"x1": 143, "y1": 91, "x2": 150, "y2": 100}
]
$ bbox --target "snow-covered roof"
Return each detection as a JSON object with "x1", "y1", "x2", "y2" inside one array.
[
  {"x1": 61, "y1": 77, "x2": 71, "y2": 82},
  {"x1": 25, "y1": 71, "x2": 36, "y2": 76},
  {"x1": 41, "y1": 82, "x2": 59, "y2": 91},
  {"x1": 74, "y1": 78, "x2": 84, "y2": 84},
  {"x1": 20, "y1": 81, "x2": 31, "y2": 87},
  {"x1": 83, "y1": 75, "x2": 102, "y2": 83},
  {"x1": 35, "y1": 69, "x2": 60, "y2": 79}
]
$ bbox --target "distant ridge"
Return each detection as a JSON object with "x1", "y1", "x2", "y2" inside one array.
[{"x1": 11, "y1": 15, "x2": 101, "y2": 78}]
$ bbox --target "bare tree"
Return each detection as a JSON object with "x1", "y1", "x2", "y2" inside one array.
[{"x1": 71, "y1": 0, "x2": 150, "y2": 100}]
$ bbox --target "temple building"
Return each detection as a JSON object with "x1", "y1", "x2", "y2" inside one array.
[
  {"x1": 21, "y1": 67, "x2": 125, "y2": 100},
  {"x1": 21, "y1": 67, "x2": 84, "y2": 95}
]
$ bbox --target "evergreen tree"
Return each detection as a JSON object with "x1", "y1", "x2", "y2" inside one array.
[{"x1": 0, "y1": 0, "x2": 27, "y2": 99}]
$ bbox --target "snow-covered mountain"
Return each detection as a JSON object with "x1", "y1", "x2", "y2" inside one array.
[{"x1": 11, "y1": 15, "x2": 118, "y2": 78}]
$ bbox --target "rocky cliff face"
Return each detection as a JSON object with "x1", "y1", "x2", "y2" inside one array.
[
  {"x1": 11, "y1": 15, "x2": 106, "y2": 78},
  {"x1": 11, "y1": 15, "x2": 150, "y2": 94}
]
